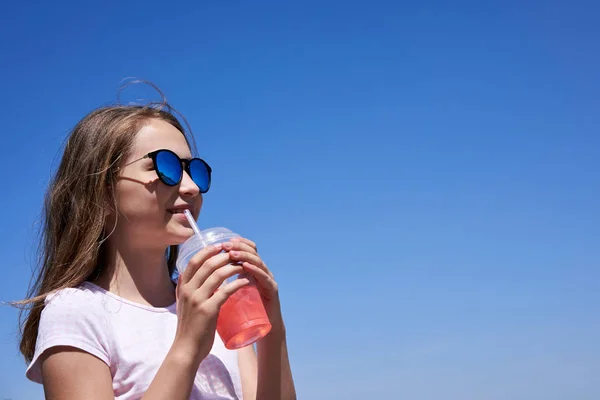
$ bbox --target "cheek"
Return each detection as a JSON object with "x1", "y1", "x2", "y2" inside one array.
[{"x1": 115, "y1": 181, "x2": 162, "y2": 221}]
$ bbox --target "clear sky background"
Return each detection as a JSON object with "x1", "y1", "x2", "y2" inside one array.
[{"x1": 1, "y1": 1, "x2": 599, "y2": 399}]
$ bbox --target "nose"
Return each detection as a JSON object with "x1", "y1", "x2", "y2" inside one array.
[{"x1": 179, "y1": 170, "x2": 200, "y2": 198}]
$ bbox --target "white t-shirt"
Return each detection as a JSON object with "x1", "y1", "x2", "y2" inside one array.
[{"x1": 26, "y1": 282, "x2": 243, "y2": 400}]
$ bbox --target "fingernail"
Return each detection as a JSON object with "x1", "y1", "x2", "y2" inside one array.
[
  {"x1": 231, "y1": 251, "x2": 240, "y2": 257},
  {"x1": 230, "y1": 237, "x2": 240, "y2": 242},
  {"x1": 213, "y1": 243, "x2": 223, "y2": 250},
  {"x1": 223, "y1": 242, "x2": 233, "y2": 250}
]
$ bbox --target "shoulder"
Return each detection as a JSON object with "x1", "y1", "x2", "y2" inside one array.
[
  {"x1": 26, "y1": 283, "x2": 112, "y2": 384},
  {"x1": 40, "y1": 283, "x2": 110, "y2": 332},
  {"x1": 43, "y1": 283, "x2": 105, "y2": 314}
]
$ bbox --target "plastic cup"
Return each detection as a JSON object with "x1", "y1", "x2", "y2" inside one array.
[{"x1": 176, "y1": 227, "x2": 272, "y2": 349}]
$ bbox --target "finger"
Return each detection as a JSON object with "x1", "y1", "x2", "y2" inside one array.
[
  {"x1": 242, "y1": 262, "x2": 277, "y2": 291},
  {"x1": 181, "y1": 243, "x2": 223, "y2": 284},
  {"x1": 197, "y1": 263, "x2": 244, "y2": 300},
  {"x1": 230, "y1": 237, "x2": 257, "y2": 252},
  {"x1": 222, "y1": 240, "x2": 257, "y2": 255},
  {"x1": 230, "y1": 251, "x2": 274, "y2": 279},
  {"x1": 207, "y1": 277, "x2": 251, "y2": 309},
  {"x1": 228, "y1": 250, "x2": 265, "y2": 270},
  {"x1": 187, "y1": 252, "x2": 232, "y2": 290}
]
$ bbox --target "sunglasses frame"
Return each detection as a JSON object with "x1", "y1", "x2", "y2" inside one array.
[{"x1": 123, "y1": 149, "x2": 212, "y2": 193}]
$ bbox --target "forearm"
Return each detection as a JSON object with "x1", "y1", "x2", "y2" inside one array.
[
  {"x1": 256, "y1": 311, "x2": 296, "y2": 400},
  {"x1": 142, "y1": 343, "x2": 201, "y2": 400}
]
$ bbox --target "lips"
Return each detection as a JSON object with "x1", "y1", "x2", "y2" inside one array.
[{"x1": 167, "y1": 206, "x2": 192, "y2": 214}]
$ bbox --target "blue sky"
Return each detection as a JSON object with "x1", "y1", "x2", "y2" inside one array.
[{"x1": 1, "y1": 1, "x2": 599, "y2": 399}]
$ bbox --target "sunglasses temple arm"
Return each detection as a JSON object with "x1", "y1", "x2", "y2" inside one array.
[{"x1": 120, "y1": 154, "x2": 151, "y2": 169}]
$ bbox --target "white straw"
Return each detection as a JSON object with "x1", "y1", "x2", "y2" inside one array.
[{"x1": 183, "y1": 210, "x2": 204, "y2": 243}]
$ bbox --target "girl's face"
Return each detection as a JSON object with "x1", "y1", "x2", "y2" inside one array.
[{"x1": 114, "y1": 118, "x2": 202, "y2": 247}]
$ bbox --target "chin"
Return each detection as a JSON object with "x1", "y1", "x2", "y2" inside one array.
[{"x1": 167, "y1": 226, "x2": 195, "y2": 246}]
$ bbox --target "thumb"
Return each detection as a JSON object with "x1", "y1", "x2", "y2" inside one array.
[{"x1": 176, "y1": 274, "x2": 182, "y2": 301}]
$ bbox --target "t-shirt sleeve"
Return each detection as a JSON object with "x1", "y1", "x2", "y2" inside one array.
[{"x1": 26, "y1": 288, "x2": 111, "y2": 383}]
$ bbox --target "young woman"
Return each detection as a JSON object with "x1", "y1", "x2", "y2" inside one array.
[{"x1": 17, "y1": 101, "x2": 296, "y2": 399}]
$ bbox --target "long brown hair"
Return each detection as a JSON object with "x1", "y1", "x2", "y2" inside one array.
[{"x1": 15, "y1": 101, "x2": 194, "y2": 362}]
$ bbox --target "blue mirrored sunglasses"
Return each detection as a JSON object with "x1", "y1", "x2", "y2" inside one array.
[{"x1": 123, "y1": 149, "x2": 212, "y2": 193}]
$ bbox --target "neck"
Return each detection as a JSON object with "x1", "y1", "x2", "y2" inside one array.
[{"x1": 95, "y1": 233, "x2": 176, "y2": 308}]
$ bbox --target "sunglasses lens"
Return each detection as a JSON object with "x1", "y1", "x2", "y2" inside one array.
[
  {"x1": 189, "y1": 159, "x2": 211, "y2": 193},
  {"x1": 155, "y1": 150, "x2": 182, "y2": 186}
]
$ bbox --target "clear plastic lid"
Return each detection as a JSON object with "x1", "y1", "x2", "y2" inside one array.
[
  {"x1": 199, "y1": 227, "x2": 240, "y2": 245},
  {"x1": 176, "y1": 227, "x2": 240, "y2": 274}
]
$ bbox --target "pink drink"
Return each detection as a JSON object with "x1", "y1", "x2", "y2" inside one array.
[
  {"x1": 216, "y1": 282, "x2": 271, "y2": 349},
  {"x1": 177, "y1": 227, "x2": 271, "y2": 349}
]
